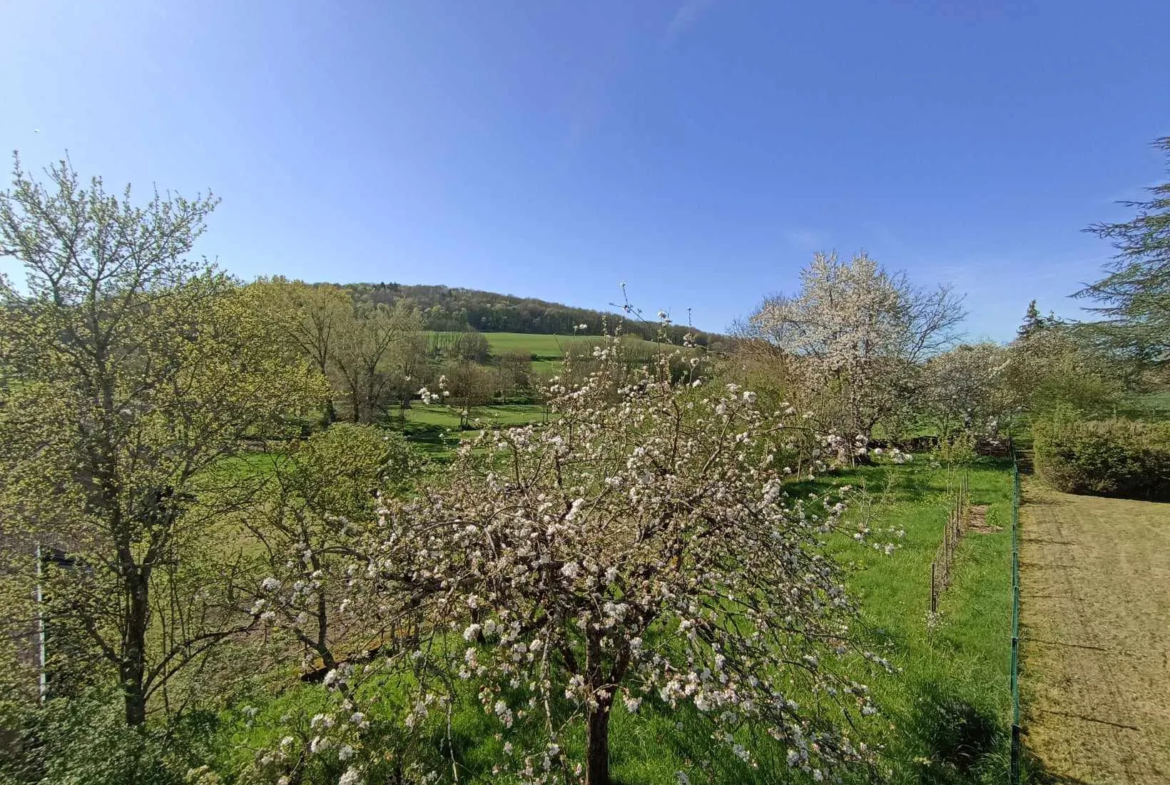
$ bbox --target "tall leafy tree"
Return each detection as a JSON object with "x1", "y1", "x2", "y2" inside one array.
[
  {"x1": 1079, "y1": 136, "x2": 1170, "y2": 364},
  {"x1": 0, "y1": 155, "x2": 323, "y2": 725},
  {"x1": 256, "y1": 278, "x2": 355, "y2": 422},
  {"x1": 334, "y1": 302, "x2": 408, "y2": 423}
]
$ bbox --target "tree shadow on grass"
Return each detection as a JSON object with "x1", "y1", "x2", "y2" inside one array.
[{"x1": 902, "y1": 682, "x2": 1004, "y2": 784}]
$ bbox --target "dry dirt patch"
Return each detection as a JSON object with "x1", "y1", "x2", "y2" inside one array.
[
  {"x1": 1019, "y1": 478, "x2": 1170, "y2": 784},
  {"x1": 966, "y1": 504, "x2": 998, "y2": 533}
]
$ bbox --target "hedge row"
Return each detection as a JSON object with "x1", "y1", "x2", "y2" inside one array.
[{"x1": 1034, "y1": 418, "x2": 1170, "y2": 501}]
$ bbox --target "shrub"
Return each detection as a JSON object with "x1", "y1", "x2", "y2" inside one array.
[
  {"x1": 0, "y1": 689, "x2": 187, "y2": 785},
  {"x1": 1034, "y1": 417, "x2": 1170, "y2": 500}
]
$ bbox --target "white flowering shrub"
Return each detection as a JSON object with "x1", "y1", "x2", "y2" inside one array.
[
  {"x1": 244, "y1": 424, "x2": 423, "y2": 674},
  {"x1": 920, "y1": 343, "x2": 1012, "y2": 438},
  {"x1": 263, "y1": 339, "x2": 893, "y2": 785}
]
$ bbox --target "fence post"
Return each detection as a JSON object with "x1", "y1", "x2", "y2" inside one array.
[{"x1": 930, "y1": 562, "x2": 937, "y2": 615}]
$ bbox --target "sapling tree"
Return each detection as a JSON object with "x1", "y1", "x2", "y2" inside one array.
[
  {"x1": 275, "y1": 338, "x2": 893, "y2": 785},
  {"x1": 245, "y1": 424, "x2": 423, "y2": 674}
]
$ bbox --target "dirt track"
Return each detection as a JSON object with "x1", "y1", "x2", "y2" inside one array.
[{"x1": 1019, "y1": 478, "x2": 1170, "y2": 784}]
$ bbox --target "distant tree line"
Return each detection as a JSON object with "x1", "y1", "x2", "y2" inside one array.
[{"x1": 339, "y1": 281, "x2": 719, "y2": 346}]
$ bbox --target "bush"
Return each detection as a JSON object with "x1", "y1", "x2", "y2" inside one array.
[
  {"x1": 0, "y1": 690, "x2": 187, "y2": 785},
  {"x1": 1034, "y1": 417, "x2": 1170, "y2": 500}
]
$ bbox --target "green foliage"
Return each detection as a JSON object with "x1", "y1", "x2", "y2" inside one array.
[
  {"x1": 449, "y1": 330, "x2": 490, "y2": 362},
  {"x1": 1034, "y1": 416, "x2": 1170, "y2": 500},
  {"x1": 180, "y1": 460, "x2": 1015, "y2": 785},
  {"x1": 0, "y1": 690, "x2": 186, "y2": 785},
  {"x1": 1004, "y1": 323, "x2": 1125, "y2": 417},
  {"x1": 0, "y1": 154, "x2": 325, "y2": 727},
  {"x1": 933, "y1": 430, "x2": 979, "y2": 467},
  {"x1": 1079, "y1": 136, "x2": 1170, "y2": 365},
  {"x1": 288, "y1": 422, "x2": 424, "y2": 505}
]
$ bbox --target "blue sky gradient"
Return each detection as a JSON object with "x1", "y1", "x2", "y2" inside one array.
[{"x1": 3, "y1": 0, "x2": 1168, "y2": 339}]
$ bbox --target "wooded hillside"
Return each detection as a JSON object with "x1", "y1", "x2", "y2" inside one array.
[{"x1": 340, "y1": 281, "x2": 719, "y2": 345}]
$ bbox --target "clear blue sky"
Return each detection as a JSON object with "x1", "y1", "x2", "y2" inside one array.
[{"x1": 3, "y1": 0, "x2": 1168, "y2": 340}]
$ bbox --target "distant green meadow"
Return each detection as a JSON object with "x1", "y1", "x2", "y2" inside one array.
[
  {"x1": 400, "y1": 402, "x2": 549, "y2": 459},
  {"x1": 429, "y1": 331, "x2": 681, "y2": 374}
]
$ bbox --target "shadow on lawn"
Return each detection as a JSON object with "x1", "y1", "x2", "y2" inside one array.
[{"x1": 904, "y1": 683, "x2": 1005, "y2": 785}]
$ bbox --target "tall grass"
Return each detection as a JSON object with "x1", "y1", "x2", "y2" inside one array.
[{"x1": 187, "y1": 459, "x2": 1015, "y2": 784}]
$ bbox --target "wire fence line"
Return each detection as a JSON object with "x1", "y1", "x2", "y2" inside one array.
[
  {"x1": 928, "y1": 470, "x2": 970, "y2": 615},
  {"x1": 1010, "y1": 452, "x2": 1022, "y2": 784}
]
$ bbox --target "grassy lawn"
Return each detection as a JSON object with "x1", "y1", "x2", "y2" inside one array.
[
  {"x1": 1019, "y1": 479, "x2": 1170, "y2": 784},
  {"x1": 808, "y1": 458, "x2": 1014, "y2": 784},
  {"x1": 396, "y1": 402, "x2": 550, "y2": 459},
  {"x1": 197, "y1": 458, "x2": 1014, "y2": 784}
]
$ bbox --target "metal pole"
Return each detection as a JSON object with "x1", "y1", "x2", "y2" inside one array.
[
  {"x1": 35, "y1": 543, "x2": 48, "y2": 703},
  {"x1": 1011, "y1": 724, "x2": 1021, "y2": 784},
  {"x1": 1010, "y1": 452, "x2": 1022, "y2": 784}
]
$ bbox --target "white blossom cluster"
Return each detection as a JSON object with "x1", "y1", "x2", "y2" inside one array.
[
  {"x1": 747, "y1": 251, "x2": 965, "y2": 444},
  {"x1": 247, "y1": 337, "x2": 893, "y2": 784}
]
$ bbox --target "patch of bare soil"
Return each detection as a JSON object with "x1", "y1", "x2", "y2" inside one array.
[
  {"x1": 966, "y1": 504, "x2": 998, "y2": 533},
  {"x1": 1019, "y1": 478, "x2": 1170, "y2": 785}
]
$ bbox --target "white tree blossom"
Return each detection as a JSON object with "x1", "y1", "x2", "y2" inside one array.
[
  {"x1": 746, "y1": 251, "x2": 966, "y2": 441},
  {"x1": 282, "y1": 339, "x2": 892, "y2": 785}
]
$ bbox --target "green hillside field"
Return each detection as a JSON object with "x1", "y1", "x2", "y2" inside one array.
[{"x1": 431, "y1": 331, "x2": 687, "y2": 374}]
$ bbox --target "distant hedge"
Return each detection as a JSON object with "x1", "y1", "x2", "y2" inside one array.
[{"x1": 1034, "y1": 418, "x2": 1170, "y2": 501}]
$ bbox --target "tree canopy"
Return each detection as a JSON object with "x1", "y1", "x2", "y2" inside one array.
[{"x1": 1079, "y1": 136, "x2": 1170, "y2": 365}]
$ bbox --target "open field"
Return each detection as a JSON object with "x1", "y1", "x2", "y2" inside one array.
[
  {"x1": 399, "y1": 402, "x2": 549, "y2": 457},
  {"x1": 429, "y1": 331, "x2": 595, "y2": 375},
  {"x1": 478, "y1": 332, "x2": 595, "y2": 356},
  {"x1": 430, "y1": 331, "x2": 682, "y2": 374},
  {"x1": 1019, "y1": 478, "x2": 1170, "y2": 784}
]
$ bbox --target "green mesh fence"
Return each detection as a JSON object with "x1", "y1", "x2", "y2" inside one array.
[{"x1": 1010, "y1": 452, "x2": 1022, "y2": 784}]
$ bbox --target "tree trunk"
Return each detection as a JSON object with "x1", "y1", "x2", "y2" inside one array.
[
  {"x1": 121, "y1": 572, "x2": 150, "y2": 726},
  {"x1": 350, "y1": 388, "x2": 362, "y2": 423},
  {"x1": 318, "y1": 359, "x2": 337, "y2": 424},
  {"x1": 585, "y1": 706, "x2": 611, "y2": 785}
]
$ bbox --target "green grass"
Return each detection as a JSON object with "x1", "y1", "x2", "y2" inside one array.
[
  {"x1": 820, "y1": 459, "x2": 1013, "y2": 783},
  {"x1": 428, "y1": 331, "x2": 596, "y2": 361},
  {"x1": 480, "y1": 332, "x2": 596, "y2": 357},
  {"x1": 403, "y1": 402, "x2": 548, "y2": 428},
  {"x1": 396, "y1": 403, "x2": 550, "y2": 459},
  {"x1": 189, "y1": 458, "x2": 1013, "y2": 784},
  {"x1": 429, "y1": 332, "x2": 682, "y2": 376},
  {"x1": 206, "y1": 451, "x2": 284, "y2": 479}
]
